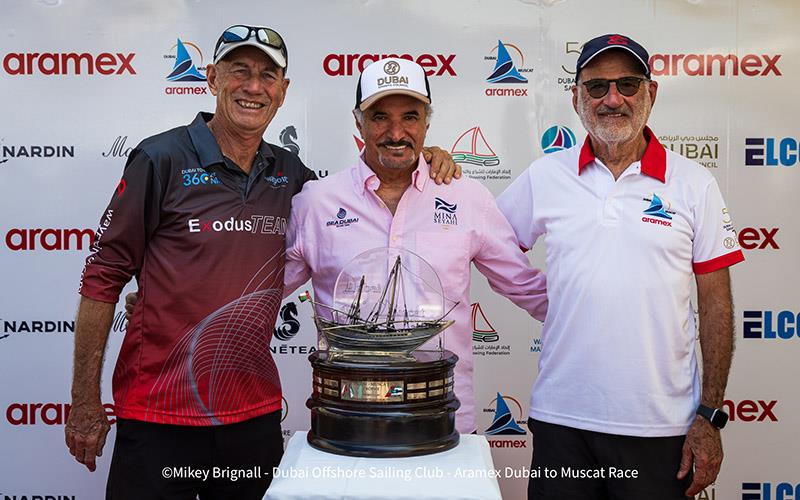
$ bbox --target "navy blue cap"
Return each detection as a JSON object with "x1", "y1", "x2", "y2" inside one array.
[{"x1": 576, "y1": 34, "x2": 651, "y2": 80}]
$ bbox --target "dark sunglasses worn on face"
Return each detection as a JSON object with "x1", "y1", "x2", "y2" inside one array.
[
  {"x1": 214, "y1": 25, "x2": 288, "y2": 68},
  {"x1": 582, "y1": 76, "x2": 648, "y2": 99}
]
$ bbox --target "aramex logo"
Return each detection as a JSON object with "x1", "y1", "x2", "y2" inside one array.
[
  {"x1": 6, "y1": 402, "x2": 116, "y2": 425},
  {"x1": 3, "y1": 52, "x2": 136, "y2": 75},
  {"x1": 5, "y1": 228, "x2": 95, "y2": 251},
  {"x1": 323, "y1": 53, "x2": 456, "y2": 77},
  {"x1": 648, "y1": 53, "x2": 781, "y2": 77}
]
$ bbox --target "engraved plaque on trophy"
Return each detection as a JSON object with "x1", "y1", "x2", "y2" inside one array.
[{"x1": 300, "y1": 247, "x2": 460, "y2": 457}]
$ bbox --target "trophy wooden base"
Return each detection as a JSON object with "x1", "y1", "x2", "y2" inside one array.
[{"x1": 307, "y1": 350, "x2": 460, "y2": 458}]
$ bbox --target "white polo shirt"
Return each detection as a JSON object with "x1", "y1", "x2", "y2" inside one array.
[{"x1": 497, "y1": 128, "x2": 744, "y2": 437}]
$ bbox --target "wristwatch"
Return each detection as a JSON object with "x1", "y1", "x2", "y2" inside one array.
[{"x1": 696, "y1": 404, "x2": 729, "y2": 429}]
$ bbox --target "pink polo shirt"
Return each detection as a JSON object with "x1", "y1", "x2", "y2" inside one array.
[{"x1": 285, "y1": 154, "x2": 548, "y2": 433}]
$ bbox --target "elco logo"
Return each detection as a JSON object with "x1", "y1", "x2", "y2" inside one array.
[
  {"x1": 2, "y1": 52, "x2": 136, "y2": 75},
  {"x1": 743, "y1": 311, "x2": 800, "y2": 339},
  {"x1": 6, "y1": 402, "x2": 116, "y2": 425},
  {"x1": 5, "y1": 228, "x2": 95, "y2": 251},
  {"x1": 745, "y1": 138, "x2": 799, "y2": 167},
  {"x1": 649, "y1": 53, "x2": 781, "y2": 77},
  {"x1": 323, "y1": 52, "x2": 456, "y2": 77},
  {"x1": 742, "y1": 482, "x2": 799, "y2": 500},
  {"x1": 738, "y1": 227, "x2": 779, "y2": 250},
  {"x1": 721, "y1": 399, "x2": 778, "y2": 422}
]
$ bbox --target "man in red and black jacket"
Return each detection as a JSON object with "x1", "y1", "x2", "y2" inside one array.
[
  {"x1": 66, "y1": 25, "x2": 458, "y2": 499},
  {"x1": 67, "y1": 25, "x2": 311, "y2": 499}
]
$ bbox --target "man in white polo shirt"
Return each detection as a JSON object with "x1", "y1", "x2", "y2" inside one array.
[{"x1": 497, "y1": 34, "x2": 744, "y2": 499}]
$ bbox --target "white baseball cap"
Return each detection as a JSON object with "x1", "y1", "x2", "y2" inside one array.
[{"x1": 355, "y1": 57, "x2": 431, "y2": 111}]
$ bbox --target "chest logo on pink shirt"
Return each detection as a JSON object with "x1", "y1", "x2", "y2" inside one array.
[
  {"x1": 641, "y1": 193, "x2": 674, "y2": 228},
  {"x1": 326, "y1": 207, "x2": 359, "y2": 228},
  {"x1": 434, "y1": 197, "x2": 458, "y2": 226}
]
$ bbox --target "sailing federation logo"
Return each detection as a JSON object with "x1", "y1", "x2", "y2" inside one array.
[
  {"x1": 434, "y1": 198, "x2": 458, "y2": 225},
  {"x1": 484, "y1": 393, "x2": 527, "y2": 436},
  {"x1": 541, "y1": 125, "x2": 577, "y2": 154},
  {"x1": 472, "y1": 303, "x2": 498, "y2": 342},
  {"x1": 484, "y1": 40, "x2": 532, "y2": 97},
  {"x1": 450, "y1": 127, "x2": 500, "y2": 167}
]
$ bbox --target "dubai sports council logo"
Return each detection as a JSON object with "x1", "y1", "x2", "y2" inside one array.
[
  {"x1": 485, "y1": 393, "x2": 526, "y2": 435},
  {"x1": 450, "y1": 126, "x2": 500, "y2": 167},
  {"x1": 486, "y1": 40, "x2": 528, "y2": 84},
  {"x1": 166, "y1": 39, "x2": 206, "y2": 82},
  {"x1": 541, "y1": 125, "x2": 577, "y2": 154}
]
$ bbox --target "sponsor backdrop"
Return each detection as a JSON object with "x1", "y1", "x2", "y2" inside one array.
[{"x1": 0, "y1": 1, "x2": 797, "y2": 499}]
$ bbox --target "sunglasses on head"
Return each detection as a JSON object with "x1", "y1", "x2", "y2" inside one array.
[
  {"x1": 581, "y1": 76, "x2": 648, "y2": 99},
  {"x1": 214, "y1": 25, "x2": 287, "y2": 68}
]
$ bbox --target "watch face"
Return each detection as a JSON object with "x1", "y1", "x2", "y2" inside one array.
[
  {"x1": 698, "y1": 405, "x2": 728, "y2": 429},
  {"x1": 712, "y1": 410, "x2": 729, "y2": 429}
]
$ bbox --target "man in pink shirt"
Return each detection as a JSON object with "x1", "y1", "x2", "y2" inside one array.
[{"x1": 284, "y1": 57, "x2": 548, "y2": 433}]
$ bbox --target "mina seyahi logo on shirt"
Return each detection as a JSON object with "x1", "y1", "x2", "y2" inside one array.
[
  {"x1": 641, "y1": 193, "x2": 675, "y2": 227},
  {"x1": 434, "y1": 197, "x2": 458, "y2": 225},
  {"x1": 326, "y1": 208, "x2": 359, "y2": 228}
]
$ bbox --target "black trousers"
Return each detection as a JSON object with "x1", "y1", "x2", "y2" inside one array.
[
  {"x1": 106, "y1": 411, "x2": 284, "y2": 500},
  {"x1": 527, "y1": 418, "x2": 692, "y2": 500}
]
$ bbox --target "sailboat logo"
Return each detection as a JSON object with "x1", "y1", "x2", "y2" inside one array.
[
  {"x1": 485, "y1": 393, "x2": 526, "y2": 435},
  {"x1": 486, "y1": 40, "x2": 528, "y2": 84},
  {"x1": 471, "y1": 303, "x2": 499, "y2": 342},
  {"x1": 643, "y1": 193, "x2": 673, "y2": 220},
  {"x1": 450, "y1": 127, "x2": 500, "y2": 167},
  {"x1": 166, "y1": 39, "x2": 206, "y2": 82},
  {"x1": 541, "y1": 126, "x2": 577, "y2": 154}
]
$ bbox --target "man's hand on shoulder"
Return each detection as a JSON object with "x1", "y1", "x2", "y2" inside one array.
[{"x1": 423, "y1": 146, "x2": 461, "y2": 185}]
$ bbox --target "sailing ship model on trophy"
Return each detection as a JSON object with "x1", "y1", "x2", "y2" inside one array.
[
  {"x1": 300, "y1": 255, "x2": 455, "y2": 357},
  {"x1": 299, "y1": 247, "x2": 461, "y2": 457}
]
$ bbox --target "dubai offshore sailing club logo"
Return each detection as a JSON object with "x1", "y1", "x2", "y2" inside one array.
[
  {"x1": 164, "y1": 38, "x2": 207, "y2": 95},
  {"x1": 484, "y1": 39, "x2": 532, "y2": 97},
  {"x1": 541, "y1": 125, "x2": 577, "y2": 154},
  {"x1": 483, "y1": 393, "x2": 528, "y2": 448}
]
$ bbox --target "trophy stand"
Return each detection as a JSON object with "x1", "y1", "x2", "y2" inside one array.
[{"x1": 307, "y1": 349, "x2": 459, "y2": 457}]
